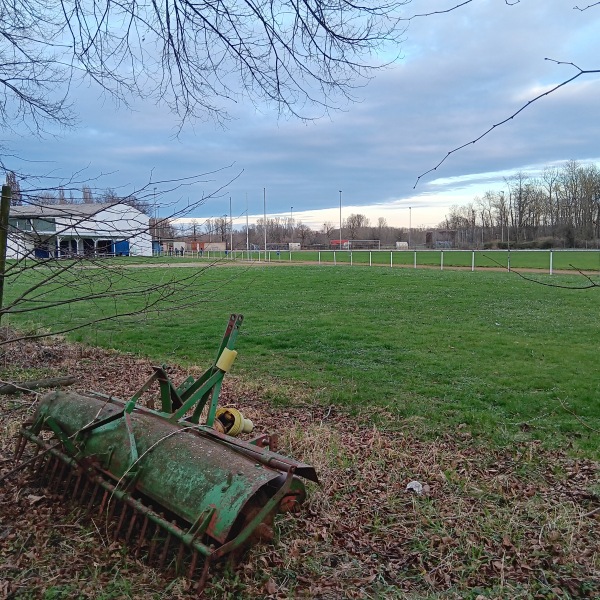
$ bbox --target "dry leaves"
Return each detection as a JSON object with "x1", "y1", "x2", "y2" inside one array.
[{"x1": 0, "y1": 333, "x2": 598, "y2": 599}]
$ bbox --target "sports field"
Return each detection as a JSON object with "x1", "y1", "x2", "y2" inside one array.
[
  {"x1": 6, "y1": 262, "x2": 599, "y2": 457},
  {"x1": 3, "y1": 261, "x2": 599, "y2": 599}
]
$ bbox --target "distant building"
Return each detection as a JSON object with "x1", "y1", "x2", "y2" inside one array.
[
  {"x1": 330, "y1": 239, "x2": 350, "y2": 249},
  {"x1": 7, "y1": 202, "x2": 152, "y2": 258}
]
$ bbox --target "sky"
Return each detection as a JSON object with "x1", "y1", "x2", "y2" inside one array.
[{"x1": 5, "y1": 0, "x2": 600, "y2": 232}]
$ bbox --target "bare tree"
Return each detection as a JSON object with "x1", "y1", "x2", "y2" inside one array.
[
  {"x1": 100, "y1": 189, "x2": 120, "y2": 203},
  {"x1": 321, "y1": 222, "x2": 335, "y2": 238},
  {"x1": 376, "y1": 217, "x2": 388, "y2": 241},
  {"x1": 296, "y1": 222, "x2": 313, "y2": 246},
  {"x1": 0, "y1": 0, "x2": 407, "y2": 134},
  {"x1": 204, "y1": 218, "x2": 214, "y2": 239},
  {"x1": 440, "y1": 160, "x2": 600, "y2": 247},
  {"x1": 345, "y1": 213, "x2": 370, "y2": 240},
  {"x1": 214, "y1": 217, "x2": 229, "y2": 242},
  {"x1": 189, "y1": 219, "x2": 200, "y2": 241},
  {"x1": 82, "y1": 186, "x2": 94, "y2": 204},
  {"x1": 37, "y1": 192, "x2": 58, "y2": 206},
  {"x1": 149, "y1": 217, "x2": 176, "y2": 243}
]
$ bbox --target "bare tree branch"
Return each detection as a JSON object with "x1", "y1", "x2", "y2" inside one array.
[
  {"x1": 415, "y1": 60, "x2": 600, "y2": 188},
  {"x1": 401, "y1": 1, "x2": 474, "y2": 21},
  {"x1": 0, "y1": 0, "x2": 410, "y2": 131},
  {"x1": 482, "y1": 254, "x2": 599, "y2": 290},
  {"x1": 573, "y1": 2, "x2": 600, "y2": 10}
]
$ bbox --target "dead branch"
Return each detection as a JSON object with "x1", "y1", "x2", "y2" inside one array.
[{"x1": 0, "y1": 376, "x2": 77, "y2": 395}]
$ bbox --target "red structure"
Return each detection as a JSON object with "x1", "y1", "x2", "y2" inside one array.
[{"x1": 330, "y1": 239, "x2": 349, "y2": 249}]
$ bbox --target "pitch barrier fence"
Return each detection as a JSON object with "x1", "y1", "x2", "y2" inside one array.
[{"x1": 155, "y1": 249, "x2": 600, "y2": 274}]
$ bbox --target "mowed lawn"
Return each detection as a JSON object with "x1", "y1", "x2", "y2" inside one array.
[{"x1": 6, "y1": 264, "x2": 600, "y2": 457}]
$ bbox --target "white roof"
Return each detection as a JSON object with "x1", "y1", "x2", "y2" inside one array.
[{"x1": 9, "y1": 201, "x2": 124, "y2": 218}]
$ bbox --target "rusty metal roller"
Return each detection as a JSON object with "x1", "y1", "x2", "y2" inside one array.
[{"x1": 16, "y1": 314, "x2": 317, "y2": 590}]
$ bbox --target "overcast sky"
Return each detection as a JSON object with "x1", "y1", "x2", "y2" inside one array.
[{"x1": 5, "y1": 0, "x2": 600, "y2": 231}]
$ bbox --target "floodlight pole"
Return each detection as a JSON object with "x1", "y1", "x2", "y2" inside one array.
[
  {"x1": 339, "y1": 190, "x2": 342, "y2": 249},
  {"x1": 245, "y1": 192, "x2": 249, "y2": 252},
  {"x1": 409, "y1": 206, "x2": 412, "y2": 249},
  {"x1": 153, "y1": 186, "x2": 158, "y2": 254},
  {"x1": 229, "y1": 196, "x2": 233, "y2": 253},
  {"x1": 290, "y1": 206, "x2": 293, "y2": 243},
  {"x1": 263, "y1": 188, "x2": 267, "y2": 254}
]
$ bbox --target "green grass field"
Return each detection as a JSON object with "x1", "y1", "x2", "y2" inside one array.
[{"x1": 6, "y1": 263, "x2": 600, "y2": 457}]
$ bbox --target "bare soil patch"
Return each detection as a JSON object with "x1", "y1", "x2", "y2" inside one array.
[{"x1": 1, "y1": 334, "x2": 598, "y2": 599}]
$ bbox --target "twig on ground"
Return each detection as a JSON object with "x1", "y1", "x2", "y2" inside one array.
[{"x1": 558, "y1": 397, "x2": 599, "y2": 433}]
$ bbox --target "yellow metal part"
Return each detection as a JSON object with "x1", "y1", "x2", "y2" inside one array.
[
  {"x1": 215, "y1": 407, "x2": 254, "y2": 437},
  {"x1": 216, "y1": 348, "x2": 238, "y2": 372}
]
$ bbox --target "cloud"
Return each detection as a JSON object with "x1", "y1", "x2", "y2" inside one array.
[
  {"x1": 112, "y1": 145, "x2": 171, "y2": 157},
  {"x1": 4, "y1": 1, "x2": 600, "y2": 228}
]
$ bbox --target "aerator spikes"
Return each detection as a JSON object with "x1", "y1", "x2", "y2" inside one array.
[{"x1": 16, "y1": 314, "x2": 317, "y2": 591}]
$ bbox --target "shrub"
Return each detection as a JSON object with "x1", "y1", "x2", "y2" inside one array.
[{"x1": 537, "y1": 237, "x2": 555, "y2": 249}]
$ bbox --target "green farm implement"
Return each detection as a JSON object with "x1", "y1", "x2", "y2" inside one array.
[{"x1": 14, "y1": 314, "x2": 317, "y2": 590}]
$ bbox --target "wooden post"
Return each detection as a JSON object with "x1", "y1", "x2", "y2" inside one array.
[{"x1": 0, "y1": 185, "x2": 11, "y2": 326}]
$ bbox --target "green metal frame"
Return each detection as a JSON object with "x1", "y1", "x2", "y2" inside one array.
[
  {"x1": 125, "y1": 313, "x2": 243, "y2": 425},
  {"x1": 17, "y1": 312, "x2": 318, "y2": 588},
  {"x1": 27, "y1": 314, "x2": 244, "y2": 475}
]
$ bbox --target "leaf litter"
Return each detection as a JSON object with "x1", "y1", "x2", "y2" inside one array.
[{"x1": 0, "y1": 333, "x2": 598, "y2": 599}]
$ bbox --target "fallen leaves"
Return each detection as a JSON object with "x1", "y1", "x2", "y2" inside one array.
[{"x1": 0, "y1": 334, "x2": 598, "y2": 599}]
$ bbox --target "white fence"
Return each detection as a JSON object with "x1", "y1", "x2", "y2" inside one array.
[{"x1": 152, "y1": 249, "x2": 600, "y2": 275}]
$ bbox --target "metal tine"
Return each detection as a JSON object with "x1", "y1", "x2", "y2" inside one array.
[
  {"x1": 135, "y1": 514, "x2": 150, "y2": 558},
  {"x1": 196, "y1": 558, "x2": 211, "y2": 593},
  {"x1": 47, "y1": 457, "x2": 61, "y2": 488},
  {"x1": 114, "y1": 503, "x2": 128, "y2": 540},
  {"x1": 72, "y1": 471, "x2": 83, "y2": 499},
  {"x1": 148, "y1": 522, "x2": 160, "y2": 563},
  {"x1": 175, "y1": 540, "x2": 186, "y2": 575},
  {"x1": 107, "y1": 492, "x2": 118, "y2": 523},
  {"x1": 98, "y1": 490, "x2": 109, "y2": 516},
  {"x1": 45, "y1": 455, "x2": 57, "y2": 480},
  {"x1": 14, "y1": 434, "x2": 27, "y2": 462},
  {"x1": 60, "y1": 466, "x2": 75, "y2": 500},
  {"x1": 40, "y1": 453, "x2": 53, "y2": 479},
  {"x1": 125, "y1": 512, "x2": 138, "y2": 544},
  {"x1": 187, "y1": 550, "x2": 198, "y2": 580},
  {"x1": 29, "y1": 444, "x2": 41, "y2": 473},
  {"x1": 79, "y1": 477, "x2": 91, "y2": 503},
  {"x1": 54, "y1": 461, "x2": 69, "y2": 494},
  {"x1": 86, "y1": 483, "x2": 101, "y2": 513},
  {"x1": 158, "y1": 529, "x2": 172, "y2": 570}
]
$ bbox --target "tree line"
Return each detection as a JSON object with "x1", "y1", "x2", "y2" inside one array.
[
  {"x1": 175, "y1": 213, "x2": 418, "y2": 248},
  {"x1": 440, "y1": 161, "x2": 600, "y2": 248}
]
